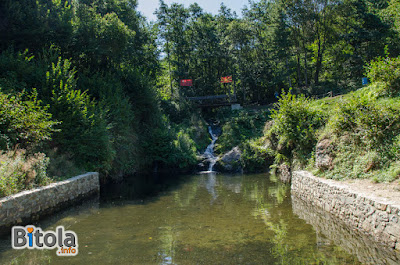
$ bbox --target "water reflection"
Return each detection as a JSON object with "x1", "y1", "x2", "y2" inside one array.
[
  {"x1": 203, "y1": 172, "x2": 218, "y2": 203},
  {"x1": 0, "y1": 173, "x2": 372, "y2": 264},
  {"x1": 292, "y1": 195, "x2": 400, "y2": 265}
]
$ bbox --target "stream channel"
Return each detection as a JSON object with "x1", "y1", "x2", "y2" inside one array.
[
  {"x1": 0, "y1": 127, "x2": 399, "y2": 264},
  {"x1": 1, "y1": 172, "x2": 399, "y2": 264}
]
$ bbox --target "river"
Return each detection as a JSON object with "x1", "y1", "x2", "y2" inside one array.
[{"x1": 1, "y1": 172, "x2": 400, "y2": 264}]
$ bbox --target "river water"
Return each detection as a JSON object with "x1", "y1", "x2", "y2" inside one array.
[{"x1": 0, "y1": 173, "x2": 399, "y2": 264}]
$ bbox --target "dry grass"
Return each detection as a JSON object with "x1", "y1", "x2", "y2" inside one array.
[{"x1": 0, "y1": 149, "x2": 51, "y2": 197}]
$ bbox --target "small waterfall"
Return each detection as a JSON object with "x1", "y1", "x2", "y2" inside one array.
[{"x1": 203, "y1": 126, "x2": 218, "y2": 172}]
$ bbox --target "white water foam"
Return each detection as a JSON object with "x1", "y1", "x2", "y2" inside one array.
[{"x1": 202, "y1": 126, "x2": 218, "y2": 172}]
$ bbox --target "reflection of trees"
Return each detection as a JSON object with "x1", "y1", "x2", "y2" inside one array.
[
  {"x1": 268, "y1": 176, "x2": 290, "y2": 205},
  {"x1": 0, "y1": 174, "x2": 360, "y2": 264},
  {"x1": 242, "y1": 174, "x2": 359, "y2": 265},
  {"x1": 172, "y1": 177, "x2": 200, "y2": 207},
  {"x1": 158, "y1": 226, "x2": 176, "y2": 265}
]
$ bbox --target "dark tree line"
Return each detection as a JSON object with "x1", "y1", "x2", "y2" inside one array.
[
  {"x1": 156, "y1": 0, "x2": 400, "y2": 104},
  {"x1": 0, "y1": 0, "x2": 200, "y2": 179}
]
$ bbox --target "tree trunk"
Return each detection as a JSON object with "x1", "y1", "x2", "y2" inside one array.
[
  {"x1": 303, "y1": 41, "x2": 308, "y2": 87},
  {"x1": 314, "y1": 36, "x2": 322, "y2": 85},
  {"x1": 286, "y1": 57, "x2": 292, "y2": 88},
  {"x1": 297, "y1": 50, "x2": 301, "y2": 87},
  {"x1": 166, "y1": 39, "x2": 173, "y2": 97}
]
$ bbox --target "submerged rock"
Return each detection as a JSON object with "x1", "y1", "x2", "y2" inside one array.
[
  {"x1": 278, "y1": 163, "x2": 291, "y2": 183},
  {"x1": 215, "y1": 146, "x2": 242, "y2": 173}
]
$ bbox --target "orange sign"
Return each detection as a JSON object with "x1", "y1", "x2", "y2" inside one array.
[{"x1": 221, "y1": 76, "x2": 233, "y2": 83}]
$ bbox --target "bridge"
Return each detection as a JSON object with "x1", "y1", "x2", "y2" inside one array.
[{"x1": 187, "y1": 94, "x2": 237, "y2": 108}]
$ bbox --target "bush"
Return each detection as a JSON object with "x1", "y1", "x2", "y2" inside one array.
[
  {"x1": 317, "y1": 93, "x2": 400, "y2": 182},
  {"x1": 267, "y1": 90, "x2": 325, "y2": 165},
  {"x1": 44, "y1": 57, "x2": 114, "y2": 173},
  {"x1": 0, "y1": 150, "x2": 51, "y2": 197},
  {"x1": 0, "y1": 50, "x2": 115, "y2": 174},
  {"x1": 367, "y1": 56, "x2": 400, "y2": 92},
  {"x1": 0, "y1": 90, "x2": 57, "y2": 150},
  {"x1": 172, "y1": 130, "x2": 198, "y2": 169},
  {"x1": 216, "y1": 110, "x2": 269, "y2": 154},
  {"x1": 77, "y1": 72, "x2": 137, "y2": 176},
  {"x1": 241, "y1": 139, "x2": 272, "y2": 173},
  {"x1": 330, "y1": 94, "x2": 400, "y2": 148}
]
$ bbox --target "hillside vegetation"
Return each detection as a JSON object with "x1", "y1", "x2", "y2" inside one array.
[
  {"x1": 1, "y1": 0, "x2": 400, "y2": 196},
  {"x1": 257, "y1": 56, "x2": 400, "y2": 182}
]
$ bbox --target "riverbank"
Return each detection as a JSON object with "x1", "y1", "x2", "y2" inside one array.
[
  {"x1": 0, "y1": 172, "x2": 99, "y2": 235},
  {"x1": 292, "y1": 171, "x2": 400, "y2": 251}
]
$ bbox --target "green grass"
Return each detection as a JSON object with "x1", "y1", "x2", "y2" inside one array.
[{"x1": 309, "y1": 84, "x2": 400, "y2": 182}]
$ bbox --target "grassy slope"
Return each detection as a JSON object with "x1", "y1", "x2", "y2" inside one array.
[{"x1": 307, "y1": 84, "x2": 400, "y2": 182}]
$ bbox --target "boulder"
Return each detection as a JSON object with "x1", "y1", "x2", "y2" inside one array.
[
  {"x1": 315, "y1": 139, "x2": 334, "y2": 170},
  {"x1": 215, "y1": 146, "x2": 242, "y2": 173},
  {"x1": 197, "y1": 156, "x2": 210, "y2": 171}
]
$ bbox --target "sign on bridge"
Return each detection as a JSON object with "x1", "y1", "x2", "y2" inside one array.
[
  {"x1": 180, "y1": 79, "x2": 193, "y2": 86},
  {"x1": 221, "y1": 76, "x2": 233, "y2": 83}
]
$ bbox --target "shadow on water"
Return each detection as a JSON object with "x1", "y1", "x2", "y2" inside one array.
[
  {"x1": 100, "y1": 173, "x2": 191, "y2": 205},
  {"x1": 0, "y1": 172, "x2": 396, "y2": 264}
]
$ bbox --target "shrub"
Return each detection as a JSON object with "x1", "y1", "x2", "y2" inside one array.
[
  {"x1": 330, "y1": 94, "x2": 400, "y2": 148},
  {"x1": 367, "y1": 56, "x2": 400, "y2": 92},
  {"x1": 0, "y1": 150, "x2": 51, "y2": 197},
  {"x1": 241, "y1": 139, "x2": 272, "y2": 173},
  {"x1": 268, "y1": 90, "x2": 325, "y2": 165},
  {"x1": 172, "y1": 130, "x2": 198, "y2": 169},
  {"x1": 44, "y1": 57, "x2": 114, "y2": 173},
  {"x1": 0, "y1": 90, "x2": 57, "y2": 150},
  {"x1": 78, "y1": 72, "x2": 137, "y2": 176},
  {"x1": 216, "y1": 110, "x2": 269, "y2": 154}
]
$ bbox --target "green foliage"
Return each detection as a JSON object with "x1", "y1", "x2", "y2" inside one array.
[
  {"x1": 329, "y1": 93, "x2": 400, "y2": 148},
  {"x1": 262, "y1": 85, "x2": 400, "y2": 182},
  {"x1": 0, "y1": 90, "x2": 57, "y2": 150},
  {"x1": 0, "y1": 50, "x2": 115, "y2": 174},
  {"x1": 316, "y1": 91, "x2": 400, "y2": 182},
  {"x1": 140, "y1": 114, "x2": 200, "y2": 172},
  {"x1": 268, "y1": 90, "x2": 325, "y2": 165},
  {"x1": 182, "y1": 114, "x2": 209, "y2": 152},
  {"x1": 172, "y1": 130, "x2": 198, "y2": 169},
  {"x1": 155, "y1": 0, "x2": 400, "y2": 104},
  {"x1": 0, "y1": 150, "x2": 51, "y2": 197},
  {"x1": 44, "y1": 57, "x2": 114, "y2": 172},
  {"x1": 241, "y1": 139, "x2": 271, "y2": 173},
  {"x1": 216, "y1": 110, "x2": 269, "y2": 154},
  {"x1": 366, "y1": 56, "x2": 400, "y2": 92},
  {"x1": 78, "y1": 72, "x2": 137, "y2": 175}
]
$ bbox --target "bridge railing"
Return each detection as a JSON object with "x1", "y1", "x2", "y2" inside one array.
[
  {"x1": 187, "y1": 94, "x2": 229, "y2": 101},
  {"x1": 186, "y1": 94, "x2": 237, "y2": 107}
]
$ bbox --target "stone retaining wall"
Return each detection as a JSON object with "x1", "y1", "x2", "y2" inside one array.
[
  {"x1": 292, "y1": 171, "x2": 400, "y2": 251},
  {"x1": 292, "y1": 195, "x2": 400, "y2": 264},
  {"x1": 0, "y1": 172, "x2": 99, "y2": 232}
]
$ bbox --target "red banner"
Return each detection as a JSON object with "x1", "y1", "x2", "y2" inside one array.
[
  {"x1": 180, "y1": 79, "x2": 193, "y2": 86},
  {"x1": 221, "y1": 76, "x2": 233, "y2": 83}
]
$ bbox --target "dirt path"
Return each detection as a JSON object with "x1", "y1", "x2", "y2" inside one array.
[{"x1": 341, "y1": 178, "x2": 400, "y2": 206}]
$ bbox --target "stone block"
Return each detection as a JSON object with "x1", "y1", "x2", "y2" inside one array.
[
  {"x1": 375, "y1": 202, "x2": 387, "y2": 211},
  {"x1": 385, "y1": 223, "x2": 400, "y2": 237}
]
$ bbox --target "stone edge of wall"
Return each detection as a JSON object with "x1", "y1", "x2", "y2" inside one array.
[
  {"x1": 0, "y1": 172, "x2": 99, "y2": 231},
  {"x1": 292, "y1": 170, "x2": 400, "y2": 251}
]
